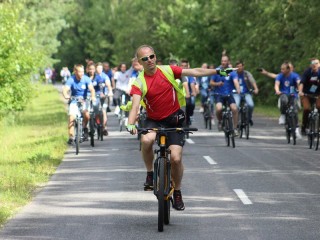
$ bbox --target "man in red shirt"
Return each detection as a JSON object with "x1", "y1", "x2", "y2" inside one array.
[{"x1": 127, "y1": 44, "x2": 233, "y2": 210}]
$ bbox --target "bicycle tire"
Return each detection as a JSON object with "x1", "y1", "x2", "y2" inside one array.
[
  {"x1": 75, "y1": 119, "x2": 80, "y2": 155},
  {"x1": 164, "y1": 199, "x2": 170, "y2": 225},
  {"x1": 223, "y1": 117, "x2": 230, "y2": 146},
  {"x1": 308, "y1": 119, "x2": 315, "y2": 149},
  {"x1": 158, "y1": 157, "x2": 165, "y2": 232},
  {"x1": 314, "y1": 115, "x2": 319, "y2": 150},
  {"x1": 208, "y1": 115, "x2": 212, "y2": 130},
  {"x1": 89, "y1": 117, "x2": 95, "y2": 147},
  {"x1": 100, "y1": 112, "x2": 104, "y2": 141},
  {"x1": 229, "y1": 115, "x2": 235, "y2": 148},
  {"x1": 245, "y1": 108, "x2": 250, "y2": 140},
  {"x1": 290, "y1": 114, "x2": 297, "y2": 145},
  {"x1": 239, "y1": 109, "x2": 244, "y2": 139},
  {"x1": 164, "y1": 158, "x2": 170, "y2": 225}
]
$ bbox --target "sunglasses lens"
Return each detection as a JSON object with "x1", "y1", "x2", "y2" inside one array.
[
  {"x1": 141, "y1": 57, "x2": 148, "y2": 62},
  {"x1": 149, "y1": 54, "x2": 155, "y2": 59}
]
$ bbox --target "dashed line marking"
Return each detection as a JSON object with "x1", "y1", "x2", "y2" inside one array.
[
  {"x1": 203, "y1": 156, "x2": 217, "y2": 165},
  {"x1": 186, "y1": 138, "x2": 195, "y2": 144},
  {"x1": 233, "y1": 189, "x2": 253, "y2": 205}
]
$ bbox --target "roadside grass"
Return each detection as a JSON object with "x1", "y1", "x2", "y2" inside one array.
[{"x1": 0, "y1": 84, "x2": 67, "y2": 226}]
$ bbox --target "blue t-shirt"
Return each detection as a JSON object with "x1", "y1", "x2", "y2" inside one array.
[
  {"x1": 88, "y1": 74, "x2": 105, "y2": 95},
  {"x1": 66, "y1": 75, "x2": 92, "y2": 99},
  {"x1": 211, "y1": 68, "x2": 235, "y2": 95},
  {"x1": 187, "y1": 76, "x2": 196, "y2": 95},
  {"x1": 229, "y1": 71, "x2": 249, "y2": 94},
  {"x1": 197, "y1": 76, "x2": 210, "y2": 90},
  {"x1": 275, "y1": 72, "x2": 300, "y2": 94},
  {"x1": 103, "y1": 69, "x2": 113, "y2": 81}
]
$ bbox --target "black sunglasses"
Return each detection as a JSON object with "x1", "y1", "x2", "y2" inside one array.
[{"x1": 140, "y1": 54, "x2": 155, "y2": 62}]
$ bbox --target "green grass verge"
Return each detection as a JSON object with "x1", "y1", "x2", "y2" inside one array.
[{"x1": 0, "y1": 84, "x2": 67, "y2": 226}]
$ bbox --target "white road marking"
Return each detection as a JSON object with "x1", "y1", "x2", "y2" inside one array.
[
  {"x1": 186, "y1": 138, "x2": 195, "y2": 144},
  {"x1": 233, "y1": 189, "x2": 253, "y2": 205},
  {"x1": 203, "y1": 156, "x2": 217, "y2": 165}
]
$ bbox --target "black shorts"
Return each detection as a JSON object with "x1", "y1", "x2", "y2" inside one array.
[
  {"x1": 145, "y1": 109, "x2": 186, "y2": 147},
  {"x1": 214, "y1": 94, "x2": 236, "y2": 105}
]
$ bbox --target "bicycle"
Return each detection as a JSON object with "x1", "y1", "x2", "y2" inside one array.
[
  {"x1": 216, "y1": 94, "x2": 236, "y2": 148},
  {"x1": 70, "y1": 97, "x2": 84, "y2": 155},
  {"x1": 238, "y1": 93, "x2": 250, "y2": 139},
  {"x1": 284, "y1": 93, "x2": 298, "y2": 145},
  {"x1": 203, "y1": 93, "x2": 213, "y2": 130},
  {"x1": 137, "y1": 127, "x2": 198, "y2": 232},
  {"x1": 305, "y1": 94, "x2": 320, "y2": 150}
]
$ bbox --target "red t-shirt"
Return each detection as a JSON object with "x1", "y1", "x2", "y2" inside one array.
[{"x1": 130, "y1": 66, "x2": 183, "y2": 120}]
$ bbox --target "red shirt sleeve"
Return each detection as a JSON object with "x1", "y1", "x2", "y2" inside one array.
[
  {"x1": 130, "y1": 85, "x2": 142, "y2": 96},
  {"x1": 170, "y1": 65, "x2": 183, "y2": 80}
]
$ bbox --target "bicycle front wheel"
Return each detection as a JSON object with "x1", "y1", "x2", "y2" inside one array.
[
  {"x1": 157, "y1": 158, "x2": 165, "y2": 232},
  {"x1": 89, "y1": 117, "x2": 95, "y2": 147},
  {"x1": 314, "y1": 115, "x2": 319, "y2": 150},
  {"x1": 75, "y1": 119, "x2": 80, "y2": 155},
  {"x1": 245, "y1": 109, "x2": 250, "y2": 140},
  {"x1": 223, "y1": 118, "x2": 230, "y2": 146},
  {"x1": 308, "y1": 119, "x2": 315, "y2": 149}
]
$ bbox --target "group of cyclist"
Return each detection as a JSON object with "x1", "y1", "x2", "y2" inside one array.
[{"x1": 61, "y1": 44, "x2": 320, "y2": 211}]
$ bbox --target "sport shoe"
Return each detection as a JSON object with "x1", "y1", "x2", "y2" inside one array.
[
  {"x1": 173, "y1": 190, "x2": 185, "y2": 211},
  {"x1": 218, "y1": 121, "x2": 222, "y2": 131},
  {"x1": 279, "y1": 114, "x2": 285, "y2": 125},
  {"x1": 83, "y1": 128, "x2": 89, "y2": 140},
  {"x1": 211, "y1": 117, "x2": 215, "y2": 126},
  {"x1": 295, "y1": 127, "x2": 302, "y2": 139},
  {"x1": 103, "y1": 129, "x2": 108, "y2": 136},
  {"x1": 144, "y1": 172, "x2": 153, "y2": 191},
  {"x1": 67, "y1": 138, "x2": 74, "y2": 145},
  {"x1": 114, "y1": 105, "x2": 120, "y2": 115},
  {"x1": 234, "y1": 129, "x2": 239, "y2": 137},
  {"x1": 249, "y1": 119, "x2": 253, "y2": 126}
]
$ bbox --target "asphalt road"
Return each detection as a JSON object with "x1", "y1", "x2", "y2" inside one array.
[{"x1": 1, "y1": 88, "x2": 319, "y2": 240}]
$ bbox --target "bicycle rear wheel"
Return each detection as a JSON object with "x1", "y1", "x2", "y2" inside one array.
[
  {"x1": 75, "y1": 120, "x2": 80, "y2": 155},
  {"x1": 157, "y1": 158, "x2": 165, "y2": 232}
]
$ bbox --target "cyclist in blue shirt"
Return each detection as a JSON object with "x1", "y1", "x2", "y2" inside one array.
[
  {"x1": 180, "y1": 59, "x2": 197, "y2": 125},
  {"x1": 96, "y1": 62, "x2": 113, "y2": 135},
  {"x1": 211, "y1": 55, "x2": 240, "y2": 135},
  {"x1": 275, "y1": 62, "x2": 301, "y2": 126},
  {"x1": 230, "y1": 60, "x2": 259, "y2": 126},
  {"x1": 197, "y1": 63, "x2": 215, "y2": 116},
  {"x1": 62, "y1": 64, "x2": 96, "y2": 144}
]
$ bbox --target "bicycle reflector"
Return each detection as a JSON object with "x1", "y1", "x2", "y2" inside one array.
[{"x1": 160, "y1": 135, "x2": 166, "y2": 145}]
